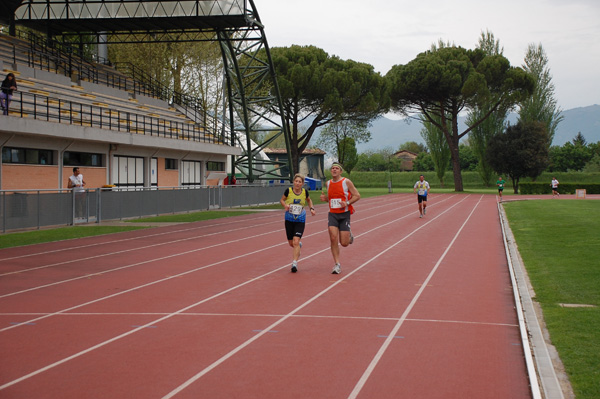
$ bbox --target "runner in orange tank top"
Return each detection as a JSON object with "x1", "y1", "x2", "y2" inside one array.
[{"x1": 319, "y1": 162, "x2": 360, "y2": 274}]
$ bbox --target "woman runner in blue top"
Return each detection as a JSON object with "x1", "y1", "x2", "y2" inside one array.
[{"x1": 280, "y1": 174, "x2": 316, "y2": 272}]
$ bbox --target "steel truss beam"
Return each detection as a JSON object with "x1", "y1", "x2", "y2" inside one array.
[{"x1": 12, "y1": 0, "x2": 292, "y2": 182}]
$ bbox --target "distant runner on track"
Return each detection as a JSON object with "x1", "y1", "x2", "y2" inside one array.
[
  {"x1": 320, "y1": 162, "x2": 360, "y2": 275},
  {"x1": 280, "y1": 174, "x2": 316, "y2": 273},
  {"x1": 413, "y1": 175, "x2": 430, "y2": 218},
  {"x1": 496, "y1": 176, "x2": 506, "y2": 202}
]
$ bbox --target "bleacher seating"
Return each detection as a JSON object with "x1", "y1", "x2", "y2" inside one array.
[{"x1": 0, "y1": 32, "x2": 220, "y2": 144}]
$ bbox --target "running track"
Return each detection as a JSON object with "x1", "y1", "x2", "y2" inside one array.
[{"x1": 0, "y1": 193, "x2": 534, "y2": 398}]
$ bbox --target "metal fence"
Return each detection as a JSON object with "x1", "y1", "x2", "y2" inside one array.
[{"x1": 0, "y1": 185, "x2": 283, "y2": 232}]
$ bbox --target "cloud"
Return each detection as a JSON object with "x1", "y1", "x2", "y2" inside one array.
[{"x1": 255, "y1": 0, "x2": 600, "y2": 110}]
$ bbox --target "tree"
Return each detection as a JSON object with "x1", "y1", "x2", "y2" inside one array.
[
  {"x1": 268, "y1": 45, "x2": 388, "y2": 176},
  {"x1": 572, "y1": 132, "x2": 587, "y2": 146},
  {"x1": 412, "y1": 152, "x2": 435, "y2": 172},
  {"x1": 548, "y1": 141, "x2": 592, "y2": 172},
  {"x1": 468, "y1": 31, "x2": 508, "y2": 187},
  {"x1": 398, "y1": 141, "x2": 427, "y2": 154},
  {"x1": 316, "y1": 120, "x2": 371, "y2": 166},
  {"x1": 519, "y1": 43, "x2": 563, "y2": 144},
  {"x1": 108, "y1": 35, "x2": 224, "y2": 132},
  {"x1": 486, "y1": 121, "x2": 550, "y2": 193},
  {"x1": 338, "y1": 137, "x2": 358, "y2": 174},
  {"x1": 387, "y1": 45, "x2": 534, "y2": 191},
  {"x1": 420, "y1": 114, "x2": 451, "y2": 186},
  {"x1": 355, "y1": 148, "x2": 401, "y2": 171}
]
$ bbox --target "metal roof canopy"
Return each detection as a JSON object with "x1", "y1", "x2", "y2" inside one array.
[
  {"x1": 8, "y1": 0, "x2": 292, "y2": 182},
  {"x1": 12, "y1": 0, "x2": 255, "y2": 40}
]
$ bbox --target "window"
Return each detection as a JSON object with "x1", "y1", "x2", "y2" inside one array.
[
  {"x1": 2, "y1": 147, "x2": 54, "y2": 165},
  {"x1": 206, "y1": 161, "x2": 225, "y2": 171},
  {"x1": 181, "y1": 160, "x2": 202, "y2": 185},
  {"x1": 165, "y1": 158, "x2": 178, "y2": 170},
  {"x1": 64, "y1": 151, "x2": 103, "y2": 167}
]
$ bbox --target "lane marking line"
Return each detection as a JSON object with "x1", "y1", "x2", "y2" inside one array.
[
  {"x1": 0, "y1": 195, "x2": 466, "y2": 392},
  {"x1": 160, "y1": 196, "x2": 470, "y2": 399},
  {"x1": 347, "y1": 195, "x2": 484, "y2": 399}
]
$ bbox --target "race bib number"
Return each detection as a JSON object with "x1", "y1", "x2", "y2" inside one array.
[
  {"x1": 330, "y1": 198, "x2": 343, "y2": 209},
  {"x1": 289, "y1": 204, "x2": 303, "y2": 215},
  {"x1": 418, "y1": 189, "x2": 426, "y2": 196}
]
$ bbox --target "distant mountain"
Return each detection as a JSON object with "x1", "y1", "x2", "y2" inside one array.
[{"x1": 353, "y1": 104, "x2": 600, "y2": 152}]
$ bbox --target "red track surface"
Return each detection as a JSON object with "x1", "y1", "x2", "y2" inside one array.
[{"x1": 0, "y1": 193, "x2": 534, "y2": 398}]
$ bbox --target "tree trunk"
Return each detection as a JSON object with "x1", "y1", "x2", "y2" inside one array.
[{"x1": 449, "y1": 135, "x2": 463, "y2": 192}]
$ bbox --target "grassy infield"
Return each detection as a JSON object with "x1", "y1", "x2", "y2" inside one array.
[{"x1": 0, "y1": 185, "x2": 598, "y2": 398}]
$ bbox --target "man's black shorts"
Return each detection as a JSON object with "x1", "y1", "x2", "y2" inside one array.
[
  {"x1": 328, "y1": 211, "x2": 351, "y2": 231},
  {"x1": 417, "y1": 194, "x2": 428, "y2": 204}
]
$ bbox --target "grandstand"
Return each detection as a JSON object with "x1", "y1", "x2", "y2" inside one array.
[
  {"x1": 0, "y1": 30, "x2": 239, "y2": 191},
  {"x1": 0, "y1": 1, "x2": 294, "y2": 229}
]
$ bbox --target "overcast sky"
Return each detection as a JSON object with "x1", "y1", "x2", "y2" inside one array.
[{"x1": 254, "y1": 0, "x2": 600, "y2": 112}]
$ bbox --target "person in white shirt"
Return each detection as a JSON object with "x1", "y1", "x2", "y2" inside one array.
[
  {"x1": 413, "y1": 175, "x2": 431, "y2": 218},
  {"x1": 68, "y1": 167, "x2": 86, "y2": 217},
  {"x1": 551, "y1": 177, "x2": 560, "y2": 198}
]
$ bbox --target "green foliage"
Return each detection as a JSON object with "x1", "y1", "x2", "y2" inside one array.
[
  {"x1": 518, "y1": 43, "x2": 563, "y2": 143},
  {"x1": 486, "y1": 121, "x2": 550, "y2": 192},
  {"x1": 420, "y1": 113, "x2": 451, "y2": 185},
  {"x1": 458, "y1": 143, "x2": 479, "y2": 171},
  {"x1": 412, "y1": 152, "x2": 435, "y2": 172},
  {"x1": 468, "y1": 31, "x2": 507, "y2": 188},
  {"x1": 386, "y1": 45, "x2": 534, "y2": 191},
  {"x1": 316, "y1": 120, "x2": 371, "y2": 168},
  {"x1": 268, "y1": 45, "x2": 388, "y2": 175},
  {"x1": 549, "y1": 141, "x2": 594, "y2": 172},
  {"x1": 583, "y1": 153, "x2": 600, "y2": 172},
  {"x1": 354, "y1": 148, "x2": 401, "y2": 172},
  {"x1": 398, "y1": 141, "x2": 426, "y2": 153},
  {"x1": 338, "y1": 137, "x2": 358, "y2": 174}
]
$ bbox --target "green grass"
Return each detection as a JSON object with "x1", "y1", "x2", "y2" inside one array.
[
  {"x1": 0, "y1": 210, "x2": 260, "y2": 249},
  {"x1": 132, "y1": 210, "x2": 257, "y2": 223},
  {"x1": 2, "y1": 191, "x2": 598, "y2": 395},
  {"x1": 503, "y1": 200, "x2": 600, "y2": 398},
  {"x1": 0, "y1": 226, "x2": 148, "y2": 249}
]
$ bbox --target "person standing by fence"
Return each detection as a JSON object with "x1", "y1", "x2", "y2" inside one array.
[{"x1": 68, "y1": 167, "x2": 86, "y2": 218}]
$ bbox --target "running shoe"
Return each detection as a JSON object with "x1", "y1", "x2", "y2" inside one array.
[
  {"x1": 349, "y1": 231, "x2": 354, "y2": 245},
  {"x1": 331, "y1": 263, "x2": 341, "y2": 274},
  {"x1": 419, "y1": 213, "x2": 423, "y2": 218},
  {"x1": 291, "y1": 261, "x2": 298, "y2": 273},
  {"x1": 423, "y1": 208, "x2": 426, "y2": 215}
]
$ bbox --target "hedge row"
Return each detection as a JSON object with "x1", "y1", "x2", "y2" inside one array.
[{"x1": 519, "y1": 183, "x2": 600, "y2": 195}]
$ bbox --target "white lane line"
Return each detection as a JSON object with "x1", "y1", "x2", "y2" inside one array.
[
  {"x1": 160, "y1": 196, "x2": 470, "y2": 399},
  {"x1": 0, "y1": 195, "x2": 466, "y2": 392},
  {"x1": 347, "y1": 194, "x2": 484, "y2": 399},
  {"x1": 0, "y1": 196, "x2": 391, "y2": 276},
  {"x1": 0, "y1": 212, "x2": 279, "y2": 264},
  {"x1": 0, "y1": 196, "x2": 423, "y2": 326},
  {"x1": 497, "y1": 204, "x2": 545, "y2": 399},
  {"x1": 0, "y1": 194, "x2": 388, "y2": 265},
  {"x1": 0, "y1": 194, "x2": 445, "y2": 328},
  {"x1": 0, "y1": 217, "x2": 281, "y2": 277},
  {"x1": 0, "y1": 195, "x2": 424, "y2": 298}
]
